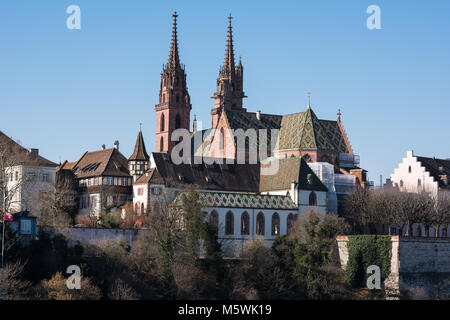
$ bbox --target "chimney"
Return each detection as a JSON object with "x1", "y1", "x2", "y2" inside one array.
[
  {"x1": 102, "y1": 144, "x2": 106, "y2": 150},
  {"x1": 29, "y1": 148, "x2": 39, "y2": 156},
  {"x1": 114, "y1": 140, "x2": 119, "y2": 150},
  {"x1": 256, "y1": 110, "x2": 261, "y2": 121}
]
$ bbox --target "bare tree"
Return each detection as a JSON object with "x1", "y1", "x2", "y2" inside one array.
[
  {"x1": 395, "y1": 192, "x2": 433, "y2": 236},
  {"x1": 0, "y1": 260, "x2": 31, "y2": 300},
  {"x1": 429, "y1": 191, "x2": 450, "y2": 237}
]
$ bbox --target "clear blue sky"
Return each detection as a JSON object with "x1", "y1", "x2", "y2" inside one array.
[{"x1": 1, "y1": 0, "x2": 449, "y2": 185}]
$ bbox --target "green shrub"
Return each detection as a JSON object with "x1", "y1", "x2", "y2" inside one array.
[{"x1": 345, "y1": 235, "x2": 391, "y2": 288}]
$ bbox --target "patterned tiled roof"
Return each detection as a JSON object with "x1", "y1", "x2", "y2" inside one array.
[
  {"x1": 174, "y1": 191, "x2": 298, "y2": 210},
  {"x1": 277, "y1": 108, "x2": 342, "y2": 152},
  {"x1": 260, "y1": 156, "x2": 328, "y2": 192}
]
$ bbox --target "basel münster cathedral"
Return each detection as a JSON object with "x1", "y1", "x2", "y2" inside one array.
[{"x1": 127, "y1": 12, "x2": 367, "y2": 253}]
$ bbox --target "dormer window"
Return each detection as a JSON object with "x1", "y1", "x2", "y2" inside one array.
[{"x1": 307, "y1": 174, "x2": 313, "y2": 185}]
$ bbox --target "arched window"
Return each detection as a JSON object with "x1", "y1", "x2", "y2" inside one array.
[
  {"x1": 160, "y1": 137, "x2": 164, "y2": 152},
  {"x1": 287, "y1": 213, "x2": 295, "y2": 234},
  {"x1": 176, "y1": 95, "x2": 179, "y2": 102},
  {"x1": 141, "y1": 203, "x2": 145, "y2": 215},
  {"x1": 302, "y1": 154, "x2": 311, "y2": 162},
  {"x1": 309, "y1": 191, "x2": 317, "y2": 206},
  {"x1": 417, "y1": 225, "x2": 422, "y2": 237},
  {"x1": 399, "y1": 180, "x2": 404, "y2": 187},
  {"x1": 175, "y1": 114, "x2": 181, "y2": 129},
  {"x1": 225, "y1": 211, "x2": 234, "y2": 235},
  {"x1": 256, "y1": 212, "x2": 265, "y2": 236},
  {"x1": 160, "y1": 113, "x2": 165, "y2": 132},
  {"x1": 241, "y1": 212, "x2": 250, "y2": 235},
  {"x1": 408, "y1": 166, "x2": 412, "y2": 173},
  {"x1": 219, "y1": 128, "x2": 225, "y2": 151},
  {"x1": 417, "y1": 179, "x2": 422, "y2": 188},
  {"x1": 209, "y1": 211, "x2": 219, "y2": 231},
  {"x1": 271, "y1": 213, "x2": 280, "y2": 236}
]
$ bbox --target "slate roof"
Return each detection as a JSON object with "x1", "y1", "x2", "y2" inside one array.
[
  {"x1": 0, "y1": 130, "x2": 57, "y2": 167},
  {"x1": 142, "y1": 152, "x2": 260, "y2": 192},
  {"x1": 416, "y1": 156, "x2": 450, "y2": 190},
  {"x1": 129, "y1": 130, "x2": 149, "y2": 161},
  {"x1": 260, "y1": 156, "x2": 328, "y2": 192},
  {"x1": 173, "y1": 191, "x2": 298, "y2": 210},
  {"x1": 70, "y1": 148, "x2": 131, "y2": 179}
]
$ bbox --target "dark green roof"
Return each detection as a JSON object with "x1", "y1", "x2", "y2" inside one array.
[{"x1": 260, "y1": 156, "x2": 328, "y2": 192}]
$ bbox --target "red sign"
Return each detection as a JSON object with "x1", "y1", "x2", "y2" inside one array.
[{"x1": 3, "y1": 210, "x2": 13, "y2": 222}]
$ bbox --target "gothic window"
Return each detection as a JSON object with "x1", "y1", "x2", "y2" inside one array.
[
  {"x1": 176, "y1": 95, "x2": 179, "y2": 102},
  {"x1": 220, "y1": 128, "x2": 225, "y2": 151},
  {"x1": 256, "y1": 212, "x2": 265, "y2": 236},
  {"x1": 309, "y1": 191, "x2": 317, "y2": 206},
  {"x1": 160, "y1": 137, "x2": 164, "y2": 152},
  {"x1": 210, "y1": 211, "x2": 219, "y2": 231},
  {"x1": 225, "y1": 211, "x2": 234, "y2": 235},
  {"x1": 271, "y1": 213, "x2": 280, "y2": 236},
  {"x1": 287, "y1": 213, "x2": 295, "y2": 234},
  {"x1": 408, "y1": 166, "x2": 412, "y2": 173},
  {"x1": 160, "y1": 113, "x2": 165, "y2": 132},
  {"x1": 141, "y1": 203, "x2": 145, "y2": 215},
  {"x1": 241, "y1": 212, "x2": 250, "y2": 235},
  {"x1": 302, "y1": 154, "x2": 311, "y2": 163},
  {"x1": 417, "y1": 179, "x2": 422, "y2": 188},
  {"x1": 175, "y1": 114, "x2": 181, "y2": 129}
]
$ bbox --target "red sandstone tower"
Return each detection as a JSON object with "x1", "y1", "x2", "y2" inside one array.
[
  {"x1": 211, "y1": 15, "x2": 246, "y2": 128},
  {"x1": 155, "y1": 12, "x2": 191, "y2": 153}
]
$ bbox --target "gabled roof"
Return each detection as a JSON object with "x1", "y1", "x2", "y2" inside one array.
[
  {"x1": 260, "y1": 156, "x2": 328, "y2": 192},
  {"x1": 173, "y1": 191, "x2": 298, "y2": 210},
  {"x1": 416, "y1": 156, "x2": 450, "y2": 190},
  {"x1": 71, "y1": 148, "x2": 131, "y2": 179},
  {"x1": 129, "y1": 130, "x2": 149, "y2": 161},
  {"x1": 142, "y1": 152, "x2": 260, "y2": 192},
  {"x1": 0, "y1": 130, "x2": 57, "y2": 167}
]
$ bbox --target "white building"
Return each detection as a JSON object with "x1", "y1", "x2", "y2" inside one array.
[
  {"x1": 390, "y1": 150, "x2": 450, "y2": 237},
  {"x1": 390, "y1": 150, "x2": 449, "y2": 196},
  {"x1": 0, "y1": 130, "x2": 57, "y2": 216}
]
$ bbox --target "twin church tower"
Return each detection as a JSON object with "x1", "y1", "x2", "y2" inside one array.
[{"x1": 154, "y1": 12, "x2": 245, "y2": 153}]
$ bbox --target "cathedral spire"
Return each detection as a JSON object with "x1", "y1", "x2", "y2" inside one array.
[
  {"x1": 211, "y1": 14, "x2": 246, "y2": 127},
  {"x1": 223, "y1": 14, "x2": 235, "y2": 76},
  {"x1": 168, "y1": 11, "x2": 180, "y2": 69},
  {"x1": 155, "y1": 12, "x2": 191, "y2": 154}
]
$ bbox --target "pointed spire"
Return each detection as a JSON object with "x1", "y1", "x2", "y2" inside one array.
[
  {"x1": 193, "y1": 114, "x2": 197, "y2": 133},
  {"x1": 168, "y1": 11, "x2": 180, "y2": 69},
  {"x1": 307, "y1": 90, "x2": 311, "y2": 108},
  {"x1": 129, "y1": 129, "x2": 149, "y2": 161},
  {"x1": 223, "y1": 14, "x2": 235, "y2": 75}
]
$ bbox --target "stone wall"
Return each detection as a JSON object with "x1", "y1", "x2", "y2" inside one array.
[
  {"x1": 336, "y1": 235, "x2": 450, "y2": 299},
  {"x1": 38, "y1": 226, "x2": 152, "y2": 249}
]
